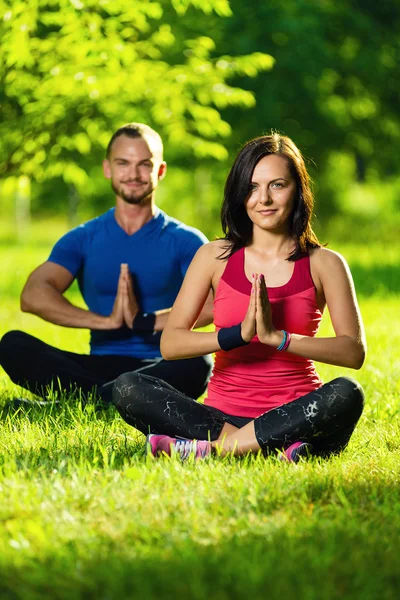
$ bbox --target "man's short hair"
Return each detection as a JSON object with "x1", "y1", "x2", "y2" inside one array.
[{"x1": 106, "y1": 123, "x2": 164, "y2": 159}]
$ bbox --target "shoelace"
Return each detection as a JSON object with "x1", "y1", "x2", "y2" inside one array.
[{"x1": 174, "y1": 439, "x2": 197, "y2": 460}]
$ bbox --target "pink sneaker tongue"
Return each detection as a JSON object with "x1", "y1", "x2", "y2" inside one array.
[{"x1": 195, "y1": 440, "x2": 211, "y2": 459}]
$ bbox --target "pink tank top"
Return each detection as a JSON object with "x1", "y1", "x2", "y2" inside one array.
[{"x1": 204, "y1": 247, "x2": 323, "y2": 417}]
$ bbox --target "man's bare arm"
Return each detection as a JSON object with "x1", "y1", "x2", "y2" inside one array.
[
  {"x1": 21, "y1": 261, "x2": 124, "y2": 330},
  {"x1": 21, "y1": 260, "x2": 215, "y2": 333},
  {"x1": 152, "y1": 290, "x2": 213, "y2": 332}
]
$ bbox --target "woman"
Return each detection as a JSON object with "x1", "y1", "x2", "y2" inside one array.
[{"x1": 113, "y1": 133, "x2": 366, "y2": 462}]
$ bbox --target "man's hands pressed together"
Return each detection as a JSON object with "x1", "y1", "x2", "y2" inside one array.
[{"x1": 107, "y1": 263, "x2": 140, "y2": 330}]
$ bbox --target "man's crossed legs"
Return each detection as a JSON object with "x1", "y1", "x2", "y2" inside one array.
[{"x1": 0, "y1": 330, "x2": 213, "y2": 406}]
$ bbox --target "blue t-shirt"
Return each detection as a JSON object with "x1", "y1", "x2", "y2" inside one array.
[{"x1": 48, "y1": 208, "x2": 208, "y2": 358}]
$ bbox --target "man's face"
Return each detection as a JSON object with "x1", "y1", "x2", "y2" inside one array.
[{"x1": 103, "y1": 135, "x2": 166, "y2": 205}]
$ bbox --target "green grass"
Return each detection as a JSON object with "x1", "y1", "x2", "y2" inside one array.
[{"x1": 0, "y1": 222, "x2": 399, "y2": 599}]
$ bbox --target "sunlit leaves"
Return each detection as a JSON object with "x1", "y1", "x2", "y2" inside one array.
[
  {"x1": 215, "y1": 53, "x2": 275, "y2": 78},
  {"x1": 0, "y1": 0, "x2": 273, "y2": 189},
  {"x1": 170, "y1": 0, "x2": 231, "y2": 17}
]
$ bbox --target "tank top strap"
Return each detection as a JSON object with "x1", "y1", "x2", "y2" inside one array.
[
  {"x1": 283, "y1": 253, "x2": 315, "y2": 296},
  {"x1": 220, "y1": 247, "x2": 249, "y2": 294}
]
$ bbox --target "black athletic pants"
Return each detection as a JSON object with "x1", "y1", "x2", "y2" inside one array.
[
  {"x1": 113, "y1": 372, "x2": 364, "y2": 456},
  {"x1": 0, "y1": 330, "x2": 213, "y2": 403}
]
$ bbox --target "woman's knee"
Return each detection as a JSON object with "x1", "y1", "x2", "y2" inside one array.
[
  {"x1": 112, "y1": 371, "x2": 141, "y2": 406},
  {"x1": 330, "y1": 376, "x2": 365, "y2": 416},
  {"x1": 112, "y1": 371, "x2": 160, "y2": 412}
]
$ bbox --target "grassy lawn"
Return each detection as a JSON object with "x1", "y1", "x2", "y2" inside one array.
[{"x1": 0, "y1": 222, "x2": 399, "y2": 599}]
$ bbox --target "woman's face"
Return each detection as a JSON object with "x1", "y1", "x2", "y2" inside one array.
[{"x1": 245, "y1": 154, "x2": 297, "y2": 233}]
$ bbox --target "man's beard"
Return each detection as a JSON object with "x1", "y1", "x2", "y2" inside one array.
[{"x1": 111, "y1": 180, "x2": 153, "y2": 205}]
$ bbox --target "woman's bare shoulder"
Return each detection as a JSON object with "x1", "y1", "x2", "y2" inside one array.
[
  {"x1": 196, "y1": 239, "x2": 230, "y2": 260},
  {"x1": 310, "y1": 247, "x2": 351, "y2": 284},
  {"x1": 310, "y1": 246, "x2": 348, "y2": 268}
]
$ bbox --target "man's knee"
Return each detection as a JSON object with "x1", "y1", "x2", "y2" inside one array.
[
  {"x1": 170, "y1": 355, "x2": 212, "y2": 399},
  {"x1": 0, "y1": 330, "x2": 29, "y2": 363},
  {"x1": 1, "y1": 330, "x2": 27, "y2": 349}
]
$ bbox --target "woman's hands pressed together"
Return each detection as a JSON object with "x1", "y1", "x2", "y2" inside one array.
[
  {"x1": 240, "y1": 275, "x2": 257, "y2": 342},
  {"x1": 241, "y1": 273, "x2": 283, "y2": 348}
]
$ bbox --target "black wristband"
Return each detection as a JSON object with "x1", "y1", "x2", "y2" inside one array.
[
  {"x1": 217, "y1": 324, "x2": 250, "y2": 352},
  {"x1": 132, "y1": 312, "x2": 156, "y2": 333}
]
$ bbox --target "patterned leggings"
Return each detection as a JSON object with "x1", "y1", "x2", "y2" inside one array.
[{"x1": 113, "y1": 373, "x2": 364, "y2": 456}]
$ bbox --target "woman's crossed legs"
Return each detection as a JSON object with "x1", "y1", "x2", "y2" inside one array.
[{"x1": 113, "y1": 372, "x2": 364, "y2": 458}]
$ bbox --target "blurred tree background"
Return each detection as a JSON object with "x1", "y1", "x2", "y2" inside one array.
[{"x1": 1, "y1": 0, "x2": 399, "y2": 242}]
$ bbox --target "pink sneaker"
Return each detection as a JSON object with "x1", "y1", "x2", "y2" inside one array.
[
  {"x1": 146, "y1": 434, "x2": 211, "y2": 460},
  {"x1": 279, "y1": 442, "x2": 312, "y2": 463}
]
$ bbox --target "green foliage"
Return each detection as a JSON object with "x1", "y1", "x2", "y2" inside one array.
[
  {"x1": 2, "y1": 1, "x2": 400, "y2": 231},
  {"x1": 0, "y1": 0, "x2": 273, "y2": 191},
  {"x1": 217, "y1": 0, "x2": 400, "y2": 212}
]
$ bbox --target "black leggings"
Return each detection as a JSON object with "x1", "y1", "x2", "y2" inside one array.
[
  {"x1": 113, "y1": 372, "x2": 364, "y2": 455},
  {"x1": 0, "y1": 330, "x2": 213, "y2": 402}
]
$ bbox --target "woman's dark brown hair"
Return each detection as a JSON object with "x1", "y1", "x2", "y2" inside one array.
[{"x1": 220, "y1": 132, "x2": 320, "y2": 261}]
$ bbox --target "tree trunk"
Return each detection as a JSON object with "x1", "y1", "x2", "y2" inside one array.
[
  {"x1": 15, "y1": 176, "x2": 31, "y2": 242},
  {"x1": 68, "y1": 184, "x2": 80, "y2": 227}
]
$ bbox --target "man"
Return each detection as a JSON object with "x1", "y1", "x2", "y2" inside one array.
[{"x1": 0, "y1": 123, "x2": 213, "y2": 405}]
